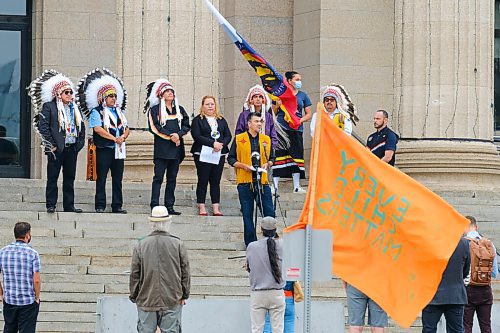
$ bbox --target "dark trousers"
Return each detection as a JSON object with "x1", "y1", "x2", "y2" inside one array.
[
  {"x1": 3, "y1": 301, "x2": 39, "y2": 333},
  {"x1": 464, "y1": 285, "x2": 493, "y2": 333},
  {"x1": 95, "y1": 147, "x2": 124, "y2": 210},
  {"x1": 193, "y1": 154, "x2": 225, "y2": 204},
  {"x1": 237, "y1": 183, "x2": 275, "y2": 246},
  {"x1": 150, "y1": 158, "x2": 180, "y2": 209},
  {"x1": 422, "y1": 304, "x2": 464, "y2": 333},
  {"x1": 46, "y1": 146, "x2": 78, "y2": 210}
]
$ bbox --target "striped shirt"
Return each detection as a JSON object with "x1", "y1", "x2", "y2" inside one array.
[{"x1": 0, "y1": 241, "x2": 41, "y2": 305}]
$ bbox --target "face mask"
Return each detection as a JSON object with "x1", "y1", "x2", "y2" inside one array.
[
  {"x1": 294, "y1": 81, "x2": 302, "y2": 89},
  {"x1": 27, "y1": 235, "x2": 31, "y2": 244}
]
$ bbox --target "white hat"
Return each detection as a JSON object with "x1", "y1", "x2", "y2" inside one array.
[
  {"x1": 261, "y1": 216, "x2": 277, "y2": 230},
  {"x1": 148, "y1": 206, "x2": 172, "y2": 222}
]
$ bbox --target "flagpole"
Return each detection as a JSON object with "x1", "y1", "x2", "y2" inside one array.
[{"x1": 303, "y1": 104, "x2": 323, "y2": 333}]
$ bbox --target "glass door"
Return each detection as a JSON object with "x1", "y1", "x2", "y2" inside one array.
[{"x1": 0, "y1": 1, "x2": 31, "y2": 178}]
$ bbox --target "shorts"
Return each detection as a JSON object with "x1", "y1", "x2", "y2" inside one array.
[{"x1": 346, "y1": 284, "x2": 388, "y2": 327}]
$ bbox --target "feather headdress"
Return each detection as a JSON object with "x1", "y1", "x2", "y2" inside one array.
[
  {"x1": 242, "y1": 84, "x2": 290, "y2": 150},
  {"x1": 28, "y1": 69, "x2": 82, "y2": 153},
  {"x1": 76, "y1": 67, "x2": 127, "y2": 119},
  {"x1": 143, "y1": 78, "x2": 182, "y2": 127},
  {"x1": 321, "y1": 84, "x2": 359, "y2": 125},
  {"x1": 76, "y1": 68, "x2": 128, "y2": 133}
]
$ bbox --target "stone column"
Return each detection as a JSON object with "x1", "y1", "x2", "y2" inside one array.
[
  {"x1": 293, "y1": 0, "x2": 395, "y2": 172},
  {"x1": 116, "y1": 0, "x2": 220, "y2": 182},
  {"x1": 394, "y1": 0, "x2": 500, "y2": 188}
]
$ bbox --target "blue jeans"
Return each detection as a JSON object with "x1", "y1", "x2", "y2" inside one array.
[
  {"x1": 237, "y1": 183, "x2": 275, "y2": 246},
  {"x1": 263, "y1": 296, "x2": 295, "y2": 333},
  {"x1": 422, "y1": 304, "x2": 464, "y2": 333}
]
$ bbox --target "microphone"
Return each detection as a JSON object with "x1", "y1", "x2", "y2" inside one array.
[{"x1": 262, "y1": 142, "x2": 270, "y2": 161}]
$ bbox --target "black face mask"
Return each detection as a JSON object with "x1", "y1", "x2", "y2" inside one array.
[{"x1": 27, "y1": 235, "x2": 31, "y2": 244}]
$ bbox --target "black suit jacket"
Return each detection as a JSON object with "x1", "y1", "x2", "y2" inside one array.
[
  {"x1": 429, "y1": 237, "x2": 470, "y2": 305},
  {"x1": 148, "y1": 104, "x2": 191, "y2": 160},
  {"x1": 190, "y1": 115, "x2": 232, "y2": 155},
  {"x1": 38, "y1": 100, "x2": 86, "y2": 154}
]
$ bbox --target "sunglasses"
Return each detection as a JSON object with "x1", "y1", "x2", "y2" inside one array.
[
  {"x1": 107, "y1": 94, "x2": 117, "y2": 99},
  {"x1": 324, "y1": 97, "x2": 336, "y2": 102},
  {"x1": 63, "y1": 90, "x2": 73, "y2": 95}
]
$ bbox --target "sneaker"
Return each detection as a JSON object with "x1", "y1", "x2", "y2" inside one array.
[{"x1": 293, "y1": 187, "x2": 306, "y2": 194}]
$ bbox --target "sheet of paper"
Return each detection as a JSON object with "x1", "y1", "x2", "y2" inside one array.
[
  {"x1": 115, "y1": 142, "x2": 126, "y2": 159},
  {"x1": 199, "y1": 145, "x2": 221, "y2": 165}
]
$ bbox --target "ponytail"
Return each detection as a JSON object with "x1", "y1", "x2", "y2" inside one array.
[{"x1": 264, "y1": 229, "x2": 282, "y2": 284}]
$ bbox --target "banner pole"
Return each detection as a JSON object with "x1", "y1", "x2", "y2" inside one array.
[{"x1": 302, "y1": 103, "x2": 323, "y2": 333}]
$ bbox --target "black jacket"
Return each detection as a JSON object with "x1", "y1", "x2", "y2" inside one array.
[
  {"x1": 190, "y1": 115, "x2": 232, "y2": 155},
  {"x1": 429, "y1": 237, "x2": 470, "y2": 305},
  {"x1": 38, "y1": 100, "x2": 86, "y2": 154},
  {"x1": 148, "y1": 104, "x2": 191, "y2": 160}
]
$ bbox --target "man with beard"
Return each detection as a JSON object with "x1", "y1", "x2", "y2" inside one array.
[{"x1": 366, "y1": 110, "x2": 399, "y2": 166}]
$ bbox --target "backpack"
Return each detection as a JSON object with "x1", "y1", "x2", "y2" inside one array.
[{"x1": 467, "y1": 237, "x2": 496, "y2": 286}]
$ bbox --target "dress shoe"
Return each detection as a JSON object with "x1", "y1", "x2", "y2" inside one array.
[
  {"x1": 112, "y1": 208, "x2": 127, "y2": 214},
  {"x1": 167, "y1": 209, "x2": 181, "y2": 215},
  {"x1": 47, "y1": 207, "x2": 56, "y2": 213},
  {"x1": 95, "y1": 208, "x2": 105, "y2": 213},
  {"x1": 64, "y1": 207, "x2": 83, "y2": 213}
]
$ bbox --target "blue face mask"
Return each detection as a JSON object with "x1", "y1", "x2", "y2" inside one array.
[{"x1": 294, "y1": 81, "x2": 302, "y2": 89}]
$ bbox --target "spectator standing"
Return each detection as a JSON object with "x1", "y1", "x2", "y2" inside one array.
[
  {"x1": 366, "y1": 110, "x2": 398, "y2": 166},
  {"x1": 129, "y1": 206, "x2": 191, "y2": 333},
  {"x1": 463, "y1": 216, "x2": 498, "y2": 333},
  {"x1": 246, "y1": 217, "x2": 285, "y2": 333},
  {"x1": 421, "y1": 237, "x2": 471, "y2": 333},
  {"x1": 0, "y1": 222, "x2": 41, "y2": 333}
]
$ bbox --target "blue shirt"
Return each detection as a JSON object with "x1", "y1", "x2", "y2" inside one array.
[
  {"x1": 89, "y1": 107, "x2": 119, "y2": 148},
  {"x1": 0, "y1": 241, "x2": 41, "y2": 306},
  {"x1": 64, "y1": 103, "x2": 77, "y2": 145},
  {"x1": 276, "y1": 90, "x2": 312, "y2": 132}
]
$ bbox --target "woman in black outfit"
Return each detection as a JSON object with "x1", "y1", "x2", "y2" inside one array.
[{"x1": 190, "y1": 96, "x2": 232, "y2": 216}]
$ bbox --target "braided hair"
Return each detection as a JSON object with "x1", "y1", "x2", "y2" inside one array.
[{"x1": 262, "y1": 228, "x2": 282, "y2": 284}]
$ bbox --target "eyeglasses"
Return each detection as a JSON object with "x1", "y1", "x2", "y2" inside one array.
[
  {"x1": 324, "y1": 97, "x2": 336, "y2": 103},
  {"x1": 107, "y1": 94, "x2": 117, "y2": 99},
  {"x1": 63, "y1": 90, "x2": 73, "y2": 95}
]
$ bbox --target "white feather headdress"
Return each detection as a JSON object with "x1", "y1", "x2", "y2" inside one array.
[{"x1": 321, "y1": 83, "x2": 359, "y2": 124}]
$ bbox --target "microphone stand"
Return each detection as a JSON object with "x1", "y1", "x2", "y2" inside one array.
[{"x1": 263, "y1": 143, "x2": 287, "y2": 228}]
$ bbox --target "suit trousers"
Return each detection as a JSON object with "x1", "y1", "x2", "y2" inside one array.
[
  {"x1": 422, "y1": 304, "x2": 464, "y2": 333},
  {"x1": 46, "y1": 146, "x2": 78, "y2": 210},
  {"x1": 464, "y1": 285, "x2": 493, "y2": 333},
  {"x1": 193, "y1": 154, "x2": 225, "y2": 204},
  {"x1": 95, "y1": 147, "x2": 124, "y2": 210},
  {"x1": 150, "y1": 158, "x2": 180, "y2": 210}
]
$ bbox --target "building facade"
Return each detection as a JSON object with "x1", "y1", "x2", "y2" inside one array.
[{"x1": 0, "y1": 0, "x2": 499, "y2": 190}]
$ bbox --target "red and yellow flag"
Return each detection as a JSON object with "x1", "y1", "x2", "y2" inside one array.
[{"x1": 286, "y1": 107, "x2": 469, "y2": 328}]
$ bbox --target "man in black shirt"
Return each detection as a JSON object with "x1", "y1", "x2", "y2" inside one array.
[{"x1": 366, "y1": 110, "x2": 398, "y2": 166}]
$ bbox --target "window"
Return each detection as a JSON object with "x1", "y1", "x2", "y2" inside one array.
[
  {"x1": 0, "y1": 1, "x2": 26, "y2": 15},
  {"x1": 0, "y1": 1, "x2": 31, "y2": 178}
]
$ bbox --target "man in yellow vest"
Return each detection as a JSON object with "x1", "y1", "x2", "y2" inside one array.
[{"x1": 228, "y1": 112, "x2": 276, "y2": 246}]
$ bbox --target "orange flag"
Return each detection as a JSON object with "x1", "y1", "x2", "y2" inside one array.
[{"x1": 286, "y1": 104, "x2": 469, "y2": 328}]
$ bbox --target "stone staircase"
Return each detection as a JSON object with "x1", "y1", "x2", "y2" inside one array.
[{"x1": 0, "y1": 178, "x2": 498, "y2": 333}]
